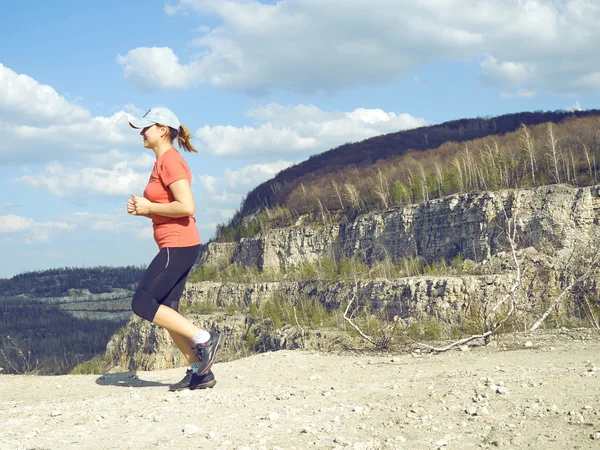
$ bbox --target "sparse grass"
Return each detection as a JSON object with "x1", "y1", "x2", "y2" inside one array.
[
  {"x1": 70, "y1": 355, "x2": 110, "y2": 375},
  {"x1": 249, "y1": 302, "x2": 259, "y2": 318},
  {"x1": 179, "y1": 300, "x2": 216, "y2": 315},
  {"x1": 189, "y1": 254, "x2": 474, "y2": 284},
  {"x1": 405, "y1": 317, "x2": 442, "y2": 341},
  {"x1": 245, "y1": 329, "x2": 257, "y2": 350},
  {"x1": 248, "y1": 294, "x2": 334, "y2": 331}
]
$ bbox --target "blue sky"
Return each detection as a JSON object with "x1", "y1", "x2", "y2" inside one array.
[{"x1": 0, "y1": 0, "x2": 598, "y2": 278}]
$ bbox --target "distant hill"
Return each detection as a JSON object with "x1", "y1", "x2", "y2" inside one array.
[
  {"x1": 240, "y1": 109, "x2": 600, "y2": 217},
  {"x1": 214, "y1": 109, "x2": 600, "y2": 241},
  {"x1": 0, "y1": 266, "x2": 145, "y2": 297},
  {"x1": 0, "y1": 266, "x2": 144, "y2": 375}
]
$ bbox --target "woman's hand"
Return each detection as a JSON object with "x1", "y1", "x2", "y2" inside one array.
[
  {"x1": 129, "y1": 195, "x2": 153, "y2": 215},
  {"x1": 126, "y1": 197, "x2": 137, "y2": 215}
]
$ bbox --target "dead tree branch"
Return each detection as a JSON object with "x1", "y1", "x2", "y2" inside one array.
[
  {"x1": 530, "y1": 251, "x2": 600, "y2": 331},
  {"x1": 343, "y1": 287, "x2": 377, "y2": 346},
  {"x1": 416, "y1": 331, "x2": 493, "y2": 352},
  {"x1": 0, "y1": 336, "x2": 37, "y2": 375},
  {"x1": 583, "y1": 296, "x2": 600, "y2": 333},
  {"x1": 417, "y1": 196, "x2": 522, "y2": 352},
  {"x1": 292, "y1": 304, "x2": 306, "y2": 349}
]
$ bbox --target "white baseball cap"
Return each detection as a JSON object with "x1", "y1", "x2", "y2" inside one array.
[{"x1": 129, "y1": 107, "x2": 181, "y2": 130}]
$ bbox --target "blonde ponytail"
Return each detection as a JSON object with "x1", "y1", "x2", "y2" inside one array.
[{"x1": 168, "y1": 124, "x2": 197, "y2": 153}]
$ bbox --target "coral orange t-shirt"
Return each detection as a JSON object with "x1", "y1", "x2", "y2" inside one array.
[{"x1": 143, "y1": 149, "x2": 201, "y2": 249}]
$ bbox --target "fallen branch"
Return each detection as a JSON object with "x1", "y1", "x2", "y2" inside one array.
[
  {"x1": 343, "y1": 295, "x2": 376, "y2": 346},
  {"x1": 416, "y1": 331, "x2": 493, "y2": 352}
]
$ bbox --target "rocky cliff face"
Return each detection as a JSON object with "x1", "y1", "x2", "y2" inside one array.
[
  {"x1": 106, "y1": 185, "x2": 600, "y2": 371},
  {"x1": 105, "y1": 274, "x2": 516, "y2": 371},
  {"x1": 201, "y1": 185, "x2": 600, "y2": 271}
]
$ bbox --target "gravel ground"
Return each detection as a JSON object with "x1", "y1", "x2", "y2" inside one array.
[{"x1": 1, "y1": 329, "x2": 600, "y2": 450}]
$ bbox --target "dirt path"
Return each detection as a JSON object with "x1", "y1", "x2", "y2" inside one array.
[{"x1": 2, "y1": 329, "x2": 600, "y2": 449}]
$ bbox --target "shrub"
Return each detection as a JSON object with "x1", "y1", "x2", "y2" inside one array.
[{"x1": 70, "y1": 355, "x2": 109, "y2": 375}]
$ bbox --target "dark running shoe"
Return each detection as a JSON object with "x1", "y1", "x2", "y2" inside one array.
[
  {"x1": 195, "y1": 331, "x2": 222, "y2": 376},
  {"x1": 169, "y1": 369, "x2": 216, "y2": 391},
  {"x1": 190, "y1": 370, "x2": 216, "y2": 390}
]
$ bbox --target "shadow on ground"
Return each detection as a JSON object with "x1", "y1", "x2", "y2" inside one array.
[{"x1": 95, "y1": 372, "x2": 169, "y2": 388}]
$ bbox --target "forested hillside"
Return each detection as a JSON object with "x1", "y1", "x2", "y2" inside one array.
[
  {"x1": 0, "y1": 266, "x2": 145, "y2": 297},
  {"x1": 0, "y1": 266, "x2": 144, "y2": 375},
  {"x1": 0, "y1": 296, "x2": 125, "y2": 375},
  {"x1": 240, "y1": 110, "x2": 600, "y2": 216},
  {"x1": 217, "y1": 110, "x2": 600, "y2": 241}
]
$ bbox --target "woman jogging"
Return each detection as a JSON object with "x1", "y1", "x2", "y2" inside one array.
[{"x1": 127, "y1": 106, "x2": 221, "y2": 391}]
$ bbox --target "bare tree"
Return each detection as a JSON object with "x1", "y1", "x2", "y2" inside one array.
[
  {"x1": 418, "y1": 163, "x2": 429, "y2": 202},
  {"x1": 316, "y1": 198, "x2": 330, "y2": 226},
  {"x1": 374, "y1": 169, "x2": 390, "y2": 209},
  {"x1": 433, "y1": 160, "x2": 445, "y2": 197},
  {"x1": 520, "y1": 124, "x2": 537, "y2": 185},
  {"x1": 452, "y1": 158, "x2": 464, "y2": 193},
  {"x1": 462, "y1": 144, "x2": 474, "y2": 190},
  {"x1": 344, "y1": 183, "x2": 361, "y2": 212},
  {"x1": 546, "y1": 123, "x2": 562, "y2": 184},
  {"x1": 416, "y1": 201, "x2": 522, "y2": 352},
  {"x1": 581, "y1": 141, "x2": 595, "y2": 183},
  {"x1": 332, "y1": 181, "x2": 345, "y2": 211}
]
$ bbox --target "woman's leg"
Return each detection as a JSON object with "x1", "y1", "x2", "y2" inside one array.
[
  {"x1": 131, "y1": 246, "x2": 202, "y2": 339},
  {"x1": 159, "y1": 265, "x2": 200, "y2": 363},
  {"x1": 168, "y1": 329, "x2": 198, "y2": 363},
  {"x1": 132, "y1": 245, "x2": 220, "y2": 376},
  {"x1": 152, "y1": 304, "x2": 199, "y2": 339}
]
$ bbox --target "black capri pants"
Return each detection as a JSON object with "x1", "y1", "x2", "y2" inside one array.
[{"x1": 131, "y1": 245, "x2": 200, "y2": 322}]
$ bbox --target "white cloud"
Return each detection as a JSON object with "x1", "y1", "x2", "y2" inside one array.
[
  {"x1": 0, "y1": 215, "x2": 34, "y2": 233},
  {"x1": 500, "y1": 89, "x2": 537, "y2": 99},
  {"x1": 0, "y1": 214, "x2": 76, "y2": 244},
  {"x1": 122, "y1": 103, "x2": 145, "y2": 117},
  {"x1": 16, "y1": 162, "x2": 149, "y2": 197},
  {"x1": 566, "y1": 100, "x2": 583, "y2": 112},
  {"x1": 90, "y1": 221, "x2": 129, "y2": 232},
  {"x1": 123, "y1": 0, "x2": 483, "y2": 91},
  {"x1": 0, "y1": 111, "x2": 141, "y2": 167},
  {"x1": 0, "y1": 64, "x2": 90, "y2": 126},
  {"x1": 3, "y1": 203, "x2": 20, "y2": 211},
  {"x1": 201, "y1": 189, "x2": 243, "y2": 205},
  {"x1": 121, "y1": 0, "x2": 600, "y2": 95},
  {"x1": 480, "y1": 56, "x2": 534, "y2": 86},
  {"x1": 205, "y1": 208, "x2": 237, "y2": 220},
  {"x1": 84, "y1": 149, "x2": 155, "y2": 171},
  {"x1": 63, "y1": 211, "x2": 131, "y2": 232},
  {"x1": 117, "y1": 47, "x2": 203, "y2": 90},
  {"x1": 0, "y1": 111, "x2": 139, "y2": 165},
  {"x1": 0, "y1": 65, "x2": 145, "y2": 167},
  {"x1": 222, "y1": 161, "x2": 292, "y2": 189},
  {"x1": 136, "y1": 227, "x2": 155, "y2": 240},
  {"x1": 195, "y1": 104, "x2": 426, "y2": 159},
  {"x1": 196, "y1": 160, "x2": 294, "y2": 239},
  {"x1": 199, "y1": 160, "x2": 292, "y2": 197},
  {"x1": 59, "y1": 211, "x2": 153, "y2": 240}
]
